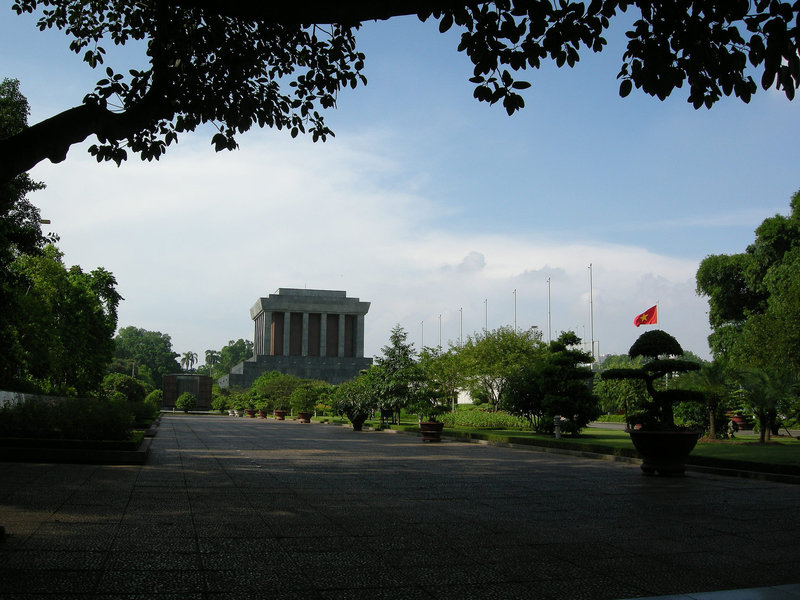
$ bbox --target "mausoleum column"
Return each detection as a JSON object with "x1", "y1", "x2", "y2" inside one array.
[
  {"x1": 263, "y1": 311, "x2": 272, "y2": 357},
  {"x1": 302, "y1": 313, "x2": 309, "y2": 357},
  {"x1": 283, "y1": 312, "x2": 291, "y2": 357},
  {"x1": 320, "y1": 313, "x2": 327, "y2": 357},
  {"x1": 338, "y1": 314, "x2": 346, "y2": 358},
  {"x1": 356, "y1": 314, "x2": 365, "y2": 358}
]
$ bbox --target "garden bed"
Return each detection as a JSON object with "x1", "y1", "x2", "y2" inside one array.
[
  {"x1": 0, "y1": 430, "x2": 150, "y2": 465},
  {"x1": 379, "y1": 422, "x2": 800, "y2": 482}
]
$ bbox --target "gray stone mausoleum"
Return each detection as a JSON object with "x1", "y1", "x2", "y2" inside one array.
[{"x1": 218, "y1": 288, "x2": 372, "y2": 389}]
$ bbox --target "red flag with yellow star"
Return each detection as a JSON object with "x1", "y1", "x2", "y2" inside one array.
[{"x1": 634, "y1": 305, "x2": 658, "y2": 327}]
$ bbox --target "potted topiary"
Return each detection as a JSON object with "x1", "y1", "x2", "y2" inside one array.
[
  {"x1": 241, "y1": 392, "x2": 258, "y2": 418},
  {"x1": 253, "y1": 396, "x2": 270, "y2": 419},
  {"x1": 601, "y1": 330, "x2": 704, "y2": 475},
  {"x1": 330, "y1": 374, "x2": 377, "y2": 431},
  {"x1": 290, "y1": 383, "x2": 327, "y2": 423},
  {"x1": 409, "y1": 388, "x2": 447, "y2": 442}
]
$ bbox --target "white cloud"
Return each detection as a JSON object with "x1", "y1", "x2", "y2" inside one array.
[{"x1": 29, "y1": 128, "x2": 712, "y2": 365}]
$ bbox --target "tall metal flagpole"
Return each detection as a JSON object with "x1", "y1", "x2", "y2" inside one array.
[
  {"x1": 459, "y1": 307, "x2": 463, "y2": 348},
  {"x1": 484, "y1": 299, "x2": 488, "y2": 333},
  {"x1": 547, "y1": 277, "x2": 551, "y2": 344},
  {"x1": 589, "y1": 263, "x2": 595, "y2": 362},
  {"x1": 438, "y1": 314, "x2": 442, "y2": 348},
  {"x1": 513, "y1": 289, "x2": 517, "y2": 333},
  {"x1": 420, "y1": 321, "x2": 424, "y2": 349}
]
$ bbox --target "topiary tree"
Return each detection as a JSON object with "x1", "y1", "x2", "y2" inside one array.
[
  {"x1": 331, "y1": 371, "x2": 380, "y2": 431},
  {"x1": 175, "y1": 392, "x2": 197, "y2": 413},
  {"x1": 501, "y1": 331, "x2": 597, "y2": 435},
  {"x1": 601, "y1": 330, "x2": 704, "y2": 430}
]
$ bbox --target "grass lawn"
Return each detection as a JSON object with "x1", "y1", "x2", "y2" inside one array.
[{"x1": 365, "y1": 417, "x2": 799, "y2": 473}]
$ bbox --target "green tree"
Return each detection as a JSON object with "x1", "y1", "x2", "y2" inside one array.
[
  {"x1": 594, "y1": 354, "x2": 649, "y2": 418},
  {"x1": 502, "y1": 331, "x2": 596, "y2": 435},
  {"x1": 373, "y1": 325, "x2": 420, "y2": 420},
  {"x1": 697, "y1": 191, "x2": 800, "y2": 369},
  {"x1": 602, "y1": 330, "x2": 704, "y2": 430},
  {"x1": 415, "y1": 346, "x2": 465, "y2": 419},
  {"x1": 734, "y1": 368, "x2": 798, "y2": 443},
  {"x1": 0, "y1": 78, "x2": 57, "y2": 390},
  {"x1": 673, "y1": 360, "x2": 733, "y2": 438},
  {"x1": 210, "y1": 339, "x2": 254, "y2": 379},
  {"x1": 290, "y1": 382, "x2": 330, "y2": 413},
  {"x1": 11, "y1": 244, "x2": 121, "y2": 395},
  {"x1": 101, "y1": 373, "x2": 148, "y2": 403},
  {"x1": 331, "y1": 370, "x2": 381, "y2": 431},
  {"x1": 459, "y1": 326, "x2": 543, "y2": 411},
  {"x1": 204, "y1": 349, "x2": 220, "y2": 374},
  {"x1": 114, "y1": 326, "x2": 181, "y2": 387},
  {"x1": 251, "y1": 370, "x2": 302, "y2": 411},
  {"x1": 180, "y1": 350, "x2": 198, "y2": 372},
  {"x1": 175, "y1": 391, "x2": 197, "y2": 413},
  {"x1": 4, "y1": 2, "x2": 800, "y2": 181}
]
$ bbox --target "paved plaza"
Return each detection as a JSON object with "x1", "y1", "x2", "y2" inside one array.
[{"x1": 1, "y1": 414, "x2": 799, "y2": 599}]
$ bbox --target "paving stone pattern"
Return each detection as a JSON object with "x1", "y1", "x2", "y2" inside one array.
[{"x1": 1, "y1": 414, "x2": 799, "y2": 599}]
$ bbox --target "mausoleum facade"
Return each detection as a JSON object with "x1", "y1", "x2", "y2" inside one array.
[{"x1": 218, "y1": 288, "x2": 372, "y2": 388}]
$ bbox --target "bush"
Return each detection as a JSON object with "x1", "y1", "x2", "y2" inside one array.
[
  {"x1": 176, "y1": 392, "x2": 197, "y2": 413},
  {"x1": 0, "y1": 397, "x2": 134, "y2": 441},
  {"x1": 211, "y1": 393, "x2": 228, "y2": 413},
  {"x1": 290, "y1": 383, "x2": 330, "y2": 413},
  {"x1": 440, "y1": 407, "x2": 529, "y2": 429},
  {"x1": 101, "y1": 373, "x2": 148, "y2": 403}
]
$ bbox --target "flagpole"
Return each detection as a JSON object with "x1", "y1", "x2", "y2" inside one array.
[
  {"x1": 588, "y1": 264, "x2": 595, "y2": 362},
  {"x1": 547, "y1": 277, "x2": 551, "y2": 344}
]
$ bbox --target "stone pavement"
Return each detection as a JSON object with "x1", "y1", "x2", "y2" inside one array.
[{"x1": 1, "y1": 414, "x2": 799, "y2": 600}]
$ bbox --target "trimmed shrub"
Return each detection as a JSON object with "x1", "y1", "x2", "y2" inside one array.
[
  {"x1": 176, "y1": 392, "x2": 197, "y2": 413},
  {"x1": 101, "y1": 373, "x2": 148, "y2": 403},
  {"x1": 0, "y1": 397, "x2": 134, "y2": 441},
  {"x1": 211, "y1": 394, "x2": 228, "y2": 413},
  {"x1": 440, "y1": 407, "x2": 529, "y2": 429}
]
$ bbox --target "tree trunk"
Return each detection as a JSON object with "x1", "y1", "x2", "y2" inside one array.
[{"x1": 707, "y1": 405, "x2": 716, "y2": 438}]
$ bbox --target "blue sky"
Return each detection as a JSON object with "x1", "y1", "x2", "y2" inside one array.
[{"x1": 3, "y1": 10, "x2": 799, "y2": 363}]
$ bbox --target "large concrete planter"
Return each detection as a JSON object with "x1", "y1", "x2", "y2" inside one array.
[
  {"x1": 628, "y1": 430, "x2": 700, "y2": 476},
  {"x1": 420, "y1": 421, "x2": 444, "y2": 443}
]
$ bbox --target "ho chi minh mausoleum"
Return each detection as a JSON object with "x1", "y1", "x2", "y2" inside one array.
[{"x1": 218, "y1": 288, "x2": 372, "y2": 389}]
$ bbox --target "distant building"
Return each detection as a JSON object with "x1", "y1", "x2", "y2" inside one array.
[
  {"x1": 162, "y1": 374, "x2": 212, "y2": 410},
  {"x1": 218, "y1": 288, "x2": 372, "y2": 389}
]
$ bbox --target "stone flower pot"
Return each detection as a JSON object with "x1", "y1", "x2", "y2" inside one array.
[
  {"x1": 274, "y1": 410, "x2": 288, "y2": 421},
  {"x1": 420, "y1": 421, "x2": 444, "y2": 443},
  {"x1": 297, "y1": 411, "x2": 312, "y2": 423},
  {"x1": 628, "y1": 430, "x2": 700, "y2": 476}
]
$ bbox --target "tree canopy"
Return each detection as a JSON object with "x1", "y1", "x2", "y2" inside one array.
[
  {"x1": 8, "y1": 245, "x2": 121, "y2": 395},
  {"x1": 696, "y1": 190, "x2": 800, "y2": 372},
  {"x1": 2, "y1": 1, "x2": 799, "y2": 182},
  {"x1": 113, "y1": 326, "x2": 181, "y2": 387}
]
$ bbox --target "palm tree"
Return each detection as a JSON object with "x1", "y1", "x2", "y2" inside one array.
[
  {"x1": 736, "y1": 368, "x2": 798, "y2": 443},
  {"x1": 676, "y1": 360, "x2": 731, "y2": 438},
  {"x1": 181, "y1": 351, "x2": 198, "y2": 373},
  {"x1": 205, "y1": 349, "x2": 220, "y2": 376}
]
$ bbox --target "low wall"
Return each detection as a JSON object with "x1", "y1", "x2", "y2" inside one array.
[{"x1": 0, "y1": 390, "x2": 72, "y2": 408}]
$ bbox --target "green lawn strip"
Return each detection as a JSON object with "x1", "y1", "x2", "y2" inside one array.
[{"x1": 379, "y1": 421, "x2": 799, "y2": 475}]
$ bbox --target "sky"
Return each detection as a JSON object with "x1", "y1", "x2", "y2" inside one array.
[{"x1": 3, "y1": 9, "x2": 799, "y2": 365}]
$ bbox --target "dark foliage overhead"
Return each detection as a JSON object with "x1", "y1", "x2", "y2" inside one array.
[{"x1": 2, "y1": 0, "x2": 799, "y2": 182}]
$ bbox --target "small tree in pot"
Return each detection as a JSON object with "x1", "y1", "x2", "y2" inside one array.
[
  {"x1": 290, "y1": 383, "x2": 329, "y2": 422},
  {"x1": 601, "y1": 330, "x2": 704, "y2": 475},
  {"x1": 331, "y1": 371, "x2": 379, "y2": 431}
]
